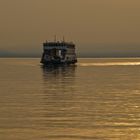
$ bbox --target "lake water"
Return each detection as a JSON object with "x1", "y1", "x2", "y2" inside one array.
[{"x1": 0, "y1": 58, "x2": 140, "y2": 140}]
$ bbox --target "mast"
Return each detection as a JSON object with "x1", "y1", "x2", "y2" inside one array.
[
  {"x1": 63, "y1": 36, "x2": 65, "y2": 42},
  {"x1": 54, "y1": 35, "x2": 56, "y2": 42}
]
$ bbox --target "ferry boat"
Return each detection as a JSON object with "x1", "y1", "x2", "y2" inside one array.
[{"x1": 40, "y1": 40, "x2": 77, "y2": 65}]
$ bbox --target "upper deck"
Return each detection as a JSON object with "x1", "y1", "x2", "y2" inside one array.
[{"x1": 43, "y1": 41, "x2": 75, "y2": 49}]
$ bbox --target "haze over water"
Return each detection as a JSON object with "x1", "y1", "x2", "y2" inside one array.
[
  {"x1": 1, "y1": 0, "x2": 140, "y2": 57},
  {"x1": 0, "y1": 58, "x2": 140, "y2": 140}
]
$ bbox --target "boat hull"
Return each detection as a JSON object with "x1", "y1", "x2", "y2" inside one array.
[{"x1": 40, "y1": 59, "x2": 77, "y2": 66}]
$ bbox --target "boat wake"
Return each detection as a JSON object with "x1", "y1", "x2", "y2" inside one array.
[{"x1": 79, "y1": 62, "x2": 140, "y2": 66}]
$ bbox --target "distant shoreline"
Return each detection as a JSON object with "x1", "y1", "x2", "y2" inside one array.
[{"x1": 0, "y1": 57, "x2": 140, "y2": 59}]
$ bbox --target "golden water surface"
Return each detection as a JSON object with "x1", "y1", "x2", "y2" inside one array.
[{"x1": 0, "y1": 58, "x2": 140, "y2": 140}]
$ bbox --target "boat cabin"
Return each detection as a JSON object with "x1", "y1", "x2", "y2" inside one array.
[{"x1": 41, "y1": 41, "x2": 77, "y2": 65}]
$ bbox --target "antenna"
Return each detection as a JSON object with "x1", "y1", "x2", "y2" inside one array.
[
  {"x1": 63, "y1": 36, "x2": 65, "y2": 42},
  {"x1": 54, "y1": 35, "x2": 56, "y2": 42}
]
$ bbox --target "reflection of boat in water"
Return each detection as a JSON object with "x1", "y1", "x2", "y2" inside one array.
[
  {"x1": 41, "y1": 64, "x2": 77, "y2": 121},
  {"x1": 41, "y1": 65, "x2": 77, "y2": 77},
  {"x1": 40, "y1": 39, "x2": 77, "y2": 65},
  {"x1": 41, "y1": 65, "x2": 77, "y2": 92}
]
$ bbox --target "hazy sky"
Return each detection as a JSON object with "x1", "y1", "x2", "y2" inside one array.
[{"x1": 0, "y1": 0, "x2": 140, "y2": 57}]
